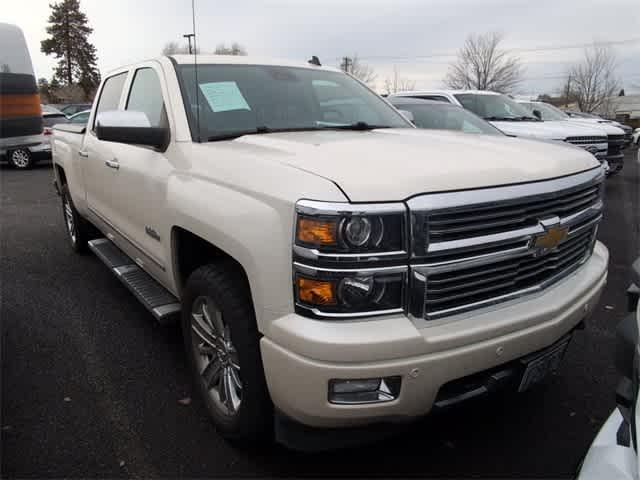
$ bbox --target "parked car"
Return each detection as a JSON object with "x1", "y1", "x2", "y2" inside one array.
[
  {"x1": 68, "y1": 109, "x2": 91, "y2": 125},
  {"x1": 566, "y1": 110, "x2": 634, "y2": 146},
  {"x1": 59, "y1": 103, "x2": 92, "y2": 116},
  {"x1": 42, "y1": 105, "x2": 69, "y2": 149},
  {"x1": 387, "y1": 97, "x2": 503, "y2": 135},
  {"x1": 0, "y1": 22, "x2": 48, "y2": 169},
  {"x1": 52, "y1": 56, "x2": 608, "y2": 449},
  {"x1": 390, "y1": 90, "x2": 614, "y2": 170},
  {"x1": 517, "y1": 100, "x2": 626, "y2": 174},
  {"x1": 577, "y1": 255, "x2": 640, "y2": 479}
]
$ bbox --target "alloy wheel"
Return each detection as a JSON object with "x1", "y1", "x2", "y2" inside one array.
[
  {"x1": 190, "y1": 296, "x2": 242, "y2": 416},
  {"x1": 11, "y1": 149, "x2": 31, "y2": 169},
  {"x1": 63, "y1": 195, "x2": 77, "y2": 245}
]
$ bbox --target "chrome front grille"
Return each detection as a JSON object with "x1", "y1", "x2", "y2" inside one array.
[
  {"x1": 407, "y1": 167, "x2": 604, "y2": 320},
  {"x1": 566, "y1": 136, "x2": 607, "y2": 144},
  {"x1": 422, "y1": 227, "x2": 594, "y2": 318},
  {"x1": 426, "y1": 182, "x2": 600, "y2": 243}
]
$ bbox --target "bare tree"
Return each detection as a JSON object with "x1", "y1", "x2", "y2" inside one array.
[
  {"x1": 339, "y1": 55, "x2": 377, "y2": 87},
  {"x1": 444, "y1": 32, "x2": 524, "y2": 93},
  {"x1": 383, "y1": 66, "x2": 416, "y2": 95},
  {"x1": 214, "y1": 42, "x2": 247, "y2": 56},
  {"x1": 567, "y1": 44, "x2": 620, "y2": 114},
  {"x1": 162, "y1": 41, "x2": 198, "y2": 55}
]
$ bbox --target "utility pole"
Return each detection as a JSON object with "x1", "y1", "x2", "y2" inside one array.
[
  {"x1": 183, "y1": 33, "x2": 195, "y2": 54},
  {"x1": 564, "y1": 74, "x2": 572, "y2": 108},
  {"x1": 341, "y1": 56, "x2": 352, "y2": 73}
]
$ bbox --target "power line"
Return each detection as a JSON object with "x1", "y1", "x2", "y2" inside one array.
[
  {"x1": 522, "y1": 72, "x2": 640, "y2": 81},
  {"x1": 509, "y1": 37, "x2": 640, "y2": 53},
  {"x1": 345, "y1": 37, "x2": 640, "y2": 62}
]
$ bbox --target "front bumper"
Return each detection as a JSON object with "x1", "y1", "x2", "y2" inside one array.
[
  {"x1": 606, "y1": 152, "x2": 624, "y2": 174},
  {"x1": 261, "y1": 242, "x2": 608, "y2": 428}
]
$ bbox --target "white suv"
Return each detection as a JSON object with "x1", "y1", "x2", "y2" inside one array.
[{"x1": 390, "y1": 90, "x2": 612, "y2": 164}]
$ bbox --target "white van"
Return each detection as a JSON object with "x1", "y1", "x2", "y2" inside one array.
[{"x1": 0, "y1": 23, "x2": 49, "y2": 169}]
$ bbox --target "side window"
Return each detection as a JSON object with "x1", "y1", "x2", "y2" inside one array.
[
  {"x1": 126, "y1": 68, "x2": 167, "y2": 127},
  {"x1": 93, "y1": 72, "x2": 128, "y2": 130},
  {"x1": 411, "y1": 95, "x2": 450, "y2": 103}
]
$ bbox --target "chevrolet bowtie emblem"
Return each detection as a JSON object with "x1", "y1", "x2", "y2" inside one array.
[{"x1": 534, "y1": 226, "x2": 568, "y2": 250}]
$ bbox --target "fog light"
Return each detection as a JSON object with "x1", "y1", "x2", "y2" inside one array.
[{"x1": 329, "y1": 376, "x2": 401, "y2": 404}]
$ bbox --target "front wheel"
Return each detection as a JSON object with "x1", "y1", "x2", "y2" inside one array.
[
  {"x1": 181, "y1": 262, "x2": 273, "y2": 444},
  {"x1": 9, "y1": 148, "x2": 33, "y2": 169},
  {"x1": 60, "y1": 184, "x2": 92, "y2": 253}
]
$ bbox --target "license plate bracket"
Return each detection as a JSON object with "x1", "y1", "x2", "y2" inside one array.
[{"x1": 518, "y1": 337, "x2": 571, "y2": 392}]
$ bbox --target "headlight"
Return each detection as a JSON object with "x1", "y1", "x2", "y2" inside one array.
[
  {"x1": 293, "y1": 200, "x2": 408, "y2": 319},
  {"x1": 294, "y1": 200, "x2": 407, "y2": 260}
]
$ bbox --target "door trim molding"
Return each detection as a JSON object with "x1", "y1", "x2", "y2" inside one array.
[{"x1": 88, "y1": 206, "x2": 166, "y2": 272}]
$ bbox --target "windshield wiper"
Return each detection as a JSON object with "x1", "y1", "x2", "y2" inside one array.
[
  {"x1": 207, "y1": 126, "x2": 272, "y2": 142},
  {"x1": 207, "y1": 126, "x2": 324, "y2": 142},
  {"x1": 484, "y1": 116, "x2": 519, "y2": 121},
  {"x1": 206, "y1": 122, "x2": 392, "y2": 141},
  {"x1": 517, "y1": 115, "x2": 541, "y2": 121},
  {"x1": 323, "y1": 121, "x2": 392, "y2": 131}
]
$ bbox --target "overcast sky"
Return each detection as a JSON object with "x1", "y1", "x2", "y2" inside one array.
[{"x1": 4, "y1": 0, "x2": 640, "y2": 95}]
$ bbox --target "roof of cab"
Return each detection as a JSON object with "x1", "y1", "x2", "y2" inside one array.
[
  {"x1": 169, "y1": 54, "x2": 342, "y2": 72},
  {"x1": 388, "y1": 97, "x2": 455, "y2": 106},
  {"x1": 392, "y1": 89, "x2": 502, "y2": 97}
]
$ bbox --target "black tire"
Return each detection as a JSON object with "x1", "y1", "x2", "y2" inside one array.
[
  {"x1": 60, "y1": 184, "x2": 93, "y2": 253},
  {"x1": 181, "y1": 262, "x2": 273, "y2": 444},
  {"x1": 8, "y1": 148, "x2": 33, "y2": 169}
]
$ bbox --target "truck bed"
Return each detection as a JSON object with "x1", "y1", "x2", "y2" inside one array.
[{"x1": 53, "y1": 124, "x2": 86, "y2": 135}]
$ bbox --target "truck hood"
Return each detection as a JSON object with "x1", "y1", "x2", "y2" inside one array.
[
  {"x1": 566, "y1": 119, "x2": 626, "y2": 135},
  {"x1": 490, "y1": 119, "x2": 608, "y2": 140},
  {"x1": 225, "y1": 129, "x2": 599, "y2": 202}
]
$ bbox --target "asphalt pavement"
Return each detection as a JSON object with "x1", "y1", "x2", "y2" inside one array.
[{"x1": 1, "y1": 148, "x2": 639, "y2": 478}]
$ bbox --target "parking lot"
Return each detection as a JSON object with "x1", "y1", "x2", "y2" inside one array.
[{"x1": 1, "y1": 147, "x2": 638, "y2": 478}]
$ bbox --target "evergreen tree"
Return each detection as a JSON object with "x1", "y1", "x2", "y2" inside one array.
[{"x1": 41, "y1": 0, "x2": 100, "y2": 100}]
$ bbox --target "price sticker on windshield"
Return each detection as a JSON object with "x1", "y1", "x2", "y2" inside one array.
[{"x1": 199, "y1": 81, "x2": 251, "y2": 113}]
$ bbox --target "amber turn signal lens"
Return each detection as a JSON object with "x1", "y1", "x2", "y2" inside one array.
[
  {"x1": 297, "y1": 277, "x2": 337, "y2": 305},
  {"x1": 296, "y1": 217, "x2": 338, "y2": 245}
]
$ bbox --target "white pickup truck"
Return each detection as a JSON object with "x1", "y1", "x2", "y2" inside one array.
[
  {"x1": 389, "y1": 90, "x2": 616, "y2": 169},
  {"x1": 52, "y1": 55, "x2": 609, "y2": 448}
]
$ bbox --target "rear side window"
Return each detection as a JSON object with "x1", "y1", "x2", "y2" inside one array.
[
  {"x1": 413, "y1": 95, "x2": 451, "y2": 103},
  {"x1": 93, "y1": 72, "x2": 128, "y2": 129},
  {"x1": 126, "y1": 68, "x2": 167, "y2": 127}
]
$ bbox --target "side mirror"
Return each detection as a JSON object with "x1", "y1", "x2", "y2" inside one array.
[
  {"x1": 96, "y1": 110, "x2": 169, "y2": 150},
  {"x1": 398, "y1": 109, "x2": 415, "y2": 123},
  {"x1": 532, "y1": 109, "x2": 542, "y2": 120}
]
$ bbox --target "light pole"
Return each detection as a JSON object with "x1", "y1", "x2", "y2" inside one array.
[{"x1": 183, "y1": 33, "x2": 195, "y2": 54}]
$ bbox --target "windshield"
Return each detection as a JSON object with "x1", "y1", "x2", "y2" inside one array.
[
  {"x1": 520, "y1": 102, "x2": 568, "y2": 121},
  {"x1": 177, "y1": 64, "x2": 411, "y2": 140},
  {"x1": 395, "y1": 102, "x2": 502, "y2": 135},
  {"x1": 41, "y1": 104, "x2": 64, "y2": 114},
  {"x1": 454, "y1": 93, "x2": 537, "y2": 121}
]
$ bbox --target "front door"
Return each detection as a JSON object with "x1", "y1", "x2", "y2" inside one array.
[
  {"x1": 83, "y1": 70, "x2": 129, "y2": 228},
  {"x1": 101, "y1": 63, "x2": 173, "y2": 285}
]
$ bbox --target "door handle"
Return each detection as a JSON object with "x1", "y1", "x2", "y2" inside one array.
[
  {"x1": 78, "y1": 150, "x2": 89, "y2": 158},
  {"x1": 104, "y1": 160, "x2": 120, "y2": 170}
]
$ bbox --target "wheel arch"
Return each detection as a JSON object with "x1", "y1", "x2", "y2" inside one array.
[
  {"x1": 171, "y1": 226, "x2": 256, "y2": 316},
  {"x1": 54, "y1": 163, "x2": 67, "y2": 186}
]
